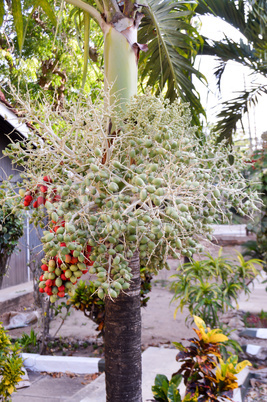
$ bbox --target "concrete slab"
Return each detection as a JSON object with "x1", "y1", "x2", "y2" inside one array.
[
  {"x1": 237, "y1": 272, "x2": 267, "y2": 314},
  {"x1": 12, "y1": 371, "x2": 87, "y2": 401},
  {"x1": 0, "y1": 281, "x2": 33, "y2": 313},
  {"x1": 22, "y1": 353, "x2": 101, "y2": 374}
]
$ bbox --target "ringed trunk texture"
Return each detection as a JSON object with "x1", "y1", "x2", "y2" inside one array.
[{"x1": 104, "y1": 250, "x2": 142, "y2": 402}]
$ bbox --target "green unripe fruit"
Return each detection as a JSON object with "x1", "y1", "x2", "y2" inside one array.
[
  {"x1": 48, "y1": 265, "x2": 55, "y2": 273},
  {"x1": 70, "y1": 264, "x2": 78, "y2": 272},
  {"x1": 98, "y1": 288, "x2": 105, "y2": 299},
  {"x1": 77, "y1": 262, "x2": 86, "y2": 271},
  {"x1": 70, "y1": 276, "x2": 77, "y2": 283},
  {"x1": 135, "y1": 177, "x2": 145, "y2": 187},
  {"x1": 49, "y1": 249, "x2": 58, "y2": 257},
  {"x1": 65, "y1": 224, "x2": 75, "y2": 233},
  {"x1": 55, "y1": 267, "x2": 62, "y2": 276},
  {"x1": 140, "y1": 189, "x2": 147, "y2": 202},
  {"x1": 108, "y1": 249, "x2": 116, "y2": 256},
  {"x1": 73, "y1": 250, "x2": 80, "y2": 258},
  {"x1": 108, "y1": 182, "x2": 119, "y2": 192},
  {"x1": 74, "y1": 270, "x2": 83, "y2": 278},
  {"x1": 68, "y1": 243, "x2": 76, "y2": 251},
  {"x1": 147, "y1": 185, "x2": 156, "y2": 193},
  {"x1": 213, "y1": 189, "x2": 220, "y2": 198},
  {"x1": 122, "y1": 282, "x2": 130, "y2": 290},
  {"x1": 78, "y1": 255, "x2": 85, "y2": 263},
  {"x1": 113, "y1": 281, "x2": 122, "y2": 290},
  {"x1": 178, "y1": 204, "x2": 188, "y2": 212},
  {"x1": 113, "y1": 256, "x2": 121, "y2": 265},
  {"x1": 56, "y1": 227, "x2": 64, "y2": 235},
  {"x1": 94, "y1": 147, "x2": 102, "y2": 157},
  {"x1": 97, "y1": 272, "x2": 107, "y2": 279},
  {"x1": 51, "y1": 212, "x2": 58, "y2": 222},
  {"x1": 45, "y1": 233, "x2": 54, "y2": 242},
  {"x1": 50, "y1": 295, "x2": 58, "y2": 303},
  {"x1": 65, "y1": 269, "x2": 72, "y2": 278},
  {"x1": 109, "y1": 289, "x2": 118, "y2": 298},
  {"x1": 55, "y1": 278, "x2": 62, "y2": 287},
  {"x1": 61, "y1": 247, "x2": 70, "y2": 255},
  {"x1": 89, "y1": 267, "x2": 96, "y2": 274},
  {"x1": 48, "y1": 273, "x2": 56, "y2": 280},
  {"x1": 43, "y1": 272, "x2": 49, "y2": 280},
  {"x1": 153, "y1": 196, "x2": 161, "y2": 206},
  {"x1": 91, "y1": 163, "x2": 99, "y2": 172},
  {"x1": 39, "y1": 281, "x2": 46, "y2": 289}
]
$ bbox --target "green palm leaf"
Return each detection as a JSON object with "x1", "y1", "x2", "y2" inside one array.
[
  {"x1": 138, "y1": 0, "x2": 206, "y2": 124},
  {"x1": 11, "y1": 0, "x2": 23, "y2": 51},
  {"x1": 196, "y1": 0, "x2": 267, "y2": 143}
]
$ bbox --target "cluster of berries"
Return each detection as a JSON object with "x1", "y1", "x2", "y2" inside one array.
[
  {"x1": 20, "y1": 176, "x2": 60, "y2": 208},
  {"x1": 20, "y1": 176, "x2": 93, "y2": 302},
  {"x1": 38, "y1": 234, "x2": 93, "y2": 302}
]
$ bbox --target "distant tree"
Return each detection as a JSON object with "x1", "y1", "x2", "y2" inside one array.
[{"x1": 196, "y1": 0, "x2": 267, "y2": 143}]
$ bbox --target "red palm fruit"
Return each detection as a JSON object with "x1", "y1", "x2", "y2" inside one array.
[
  {"x1": 60, "y1": 242, "x2": 66, "y2": 247},
  {"x1": 24, "y1": 201, "x2": 30, "y2": 207},
  {"x1": 52, "y1": 280, "x2": 56, "y2": 286},
  {"x1": 61, "y1": 273, "x2": 67, "y2": 280},
  {"x1": 56, "y1": 258, "x2": 62, "y2": 265},
  {"x1": 87, "y1": 259, "x2": 94, "y2": 266},
  {"x1": 39, "y1": 288, "x2": 45, "y2": 293},
  {"x1": 39, "y1": 275, "x2": 44, "y2": 281},
  {"x1": 44, "y1": 286, "x2": 51, "y2": 293},
  {"x1": 41, "y1": 264, "x2": 48, "y2": 271},
  {"x1": 82, "y1": 270, "x2": 88, "y2": 274},
  {"x1": 43, "y1": 175, "x2": 52, "y2": 183},
  {"x1": 58, "y1": 285, "x2": 65, "y2": 292},
  {"x1": 24, "y1": 195, "x2": 33, "y2": 203},
  {"x1": 33, "y1": 201, "x2": 38, "y2": 208},
  {"x1": 61, "y1": 221, "x2": 65, "y2": 227},
  {"x1": 86, "y1": 245, "x2": 92, "y2": 253},
  {"x1": 58, "y1": 291, "x2": 65, "y2": 298},
  {"x1": 53, "y1": 194, "x2": 61, "y2": 202},
  {"x1": 65, "y1": 255, "x2": 72, "y2": 263},
  {"x1": 45, "y1": 279, "x2": 53, "y2": 287},
  {"x1": 71, "y1": 257, "x2": 78, "y2": 264},
  {"x1": 37, "y1": 196, "x2": 45, "y2": 206},
  {"x1": 40, "y1": 185, "x2": 48, "y2": 193},
  {"x1": 54, "y1": 226, "x2": 60, "y2": 233},
  {"x1": 46, "y1": 288, "x2": 53, "y2": 296}
]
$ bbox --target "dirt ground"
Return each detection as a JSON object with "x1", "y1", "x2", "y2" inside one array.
[{"x1": 3, "y1": 241, "x2": 245, "y2": 356}]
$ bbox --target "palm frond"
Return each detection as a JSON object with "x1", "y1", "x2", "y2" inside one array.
[
  {"x1": 138, "y1": 0, "x2": 206, "y2": 123},
  {"x1": 213, "y1": 84, "x2": 267, "y2": 143}
]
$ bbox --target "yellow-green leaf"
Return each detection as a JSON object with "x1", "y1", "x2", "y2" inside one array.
[
  {"x1": 11, "y1": 0, "x2": 23, "y2": 51},
  {"x1": 0, "y1": 0, "x2": 4, "y2": 27}
]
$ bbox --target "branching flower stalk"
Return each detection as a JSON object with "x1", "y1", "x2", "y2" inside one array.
[{"x1": 2, "y1": 90, "x2": 260, "y2": 302}]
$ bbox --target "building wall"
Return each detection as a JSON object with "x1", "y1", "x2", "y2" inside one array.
[{"x1": 0, "y1": 120, "x2": 43, "y2": 289}]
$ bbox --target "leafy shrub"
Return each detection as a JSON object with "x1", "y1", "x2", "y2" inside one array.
[
  {"x1": 170, "y1": 249, "x2": 262, "y2": 328},
  {"x1": 152, "y1": 316, "x2": 251, "y2": 402},
  {"x1": 0, "y1": 323, "x2": 24, "y2": 401},
  {"x1": 0, "y1": 199, "x2": 24, "y2": 287},
  {"x1": 244, "y1": 144, "x2": 267, "y2": 269}
]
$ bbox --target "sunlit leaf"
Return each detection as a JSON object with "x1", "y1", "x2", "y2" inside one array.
[{"x1": 11, "y1": 0, "x2": 23, "y2": 51}]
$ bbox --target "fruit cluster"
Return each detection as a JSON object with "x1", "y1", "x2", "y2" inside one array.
[
  {"x1": 7, "y1": 93, "x2": 258, "y2": 303},
  {"x1": 19, "y1": 176, "x2": 60, "y2": 208},
  {"x1": 20, "y1": 176, "x2": 94, "y2": 302}
]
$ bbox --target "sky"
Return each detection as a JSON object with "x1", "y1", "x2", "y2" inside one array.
[{"x1": 193, "y1": 15, "x2": 267, "y2": 148}]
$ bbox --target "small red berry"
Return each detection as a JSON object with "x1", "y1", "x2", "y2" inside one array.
[{"x1": 41, "y1": 264, "x2": 48, "y2": 271}]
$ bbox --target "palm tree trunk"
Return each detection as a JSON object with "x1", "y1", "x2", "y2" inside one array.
[{"x1": 104, "y1": 250, "x2": 142, "y2": 402}]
